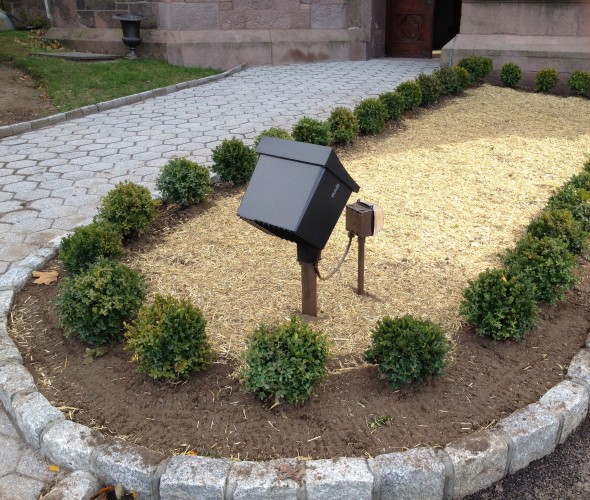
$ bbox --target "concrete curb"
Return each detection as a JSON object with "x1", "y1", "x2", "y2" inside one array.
[
  {"x1": 1, "y1": 244, "x2": 590, "y2": 499},
  {"x1": 0, "y1": 63, "x2": 247, "y2": 140}
]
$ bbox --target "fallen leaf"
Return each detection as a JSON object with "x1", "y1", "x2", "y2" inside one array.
[
  {"x1": 48, "y1": 464, "x2": 60, "y2": 472},
  {"x1": 83, "y1": 346, "x2": 110, "y2": 364},
  {"x1": 32, "y1": 270, "x2": 58, "y2": 285}
]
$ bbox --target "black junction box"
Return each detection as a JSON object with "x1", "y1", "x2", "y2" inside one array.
[{"x1": 237, "y1": 137, "x2": 360, "y2": 252}]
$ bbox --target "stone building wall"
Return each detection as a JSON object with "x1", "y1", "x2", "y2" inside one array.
[
  {"x1": 33, "y1": 0, "x2": 379, "y2": 68},
  {"x1": 442, "y1": 0, "x2": 590, "y2": 88}
]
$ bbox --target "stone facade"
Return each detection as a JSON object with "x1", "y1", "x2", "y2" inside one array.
[
  {"x1": 13, "y1": 0, "x2": 382, "y2": 69},
  {"x1": 441, "y1": 0, "x2": 590, "y2": 88}
]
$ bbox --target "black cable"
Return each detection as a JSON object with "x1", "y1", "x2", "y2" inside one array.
[{"x1": 314, "y1": 232, "x2": 354, "y2": 281}]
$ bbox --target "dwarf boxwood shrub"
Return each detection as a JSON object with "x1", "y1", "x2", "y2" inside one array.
[
  {"x1": 354, "y1": 98, "x2": 388, "y2": 135},
  {"x1": 416, "y1": 73, "x2": 443, "y2": 106},
  {"x1": 379, "y1": 92, "x2": 405, "y2": 120},
  {"x1": 59, "y1": 259, "x2": 146, "y2": 346},
  {"x1": 567, "y1": 171, "x2": 590, "y2": 191},
  {"x1": 536, "y1": 67, "x2": 559, "y2": 92},
  {"x1": 125, "y1": 295, "x2": 211, "y2": 380},
  {"x1": 458, "y1": 56, "x2": 493, "y2": 84},
  {"x1": 395, "y1": 81, "x2": 423, "y2": 111},
  {"x1": 502, "y1": 235, "x2": 577, "y2": 305},
  {"x1": 241, "y1": 317, "x2": 330, "y2": 404},
  {"x1": 327, "y1": 107, "x2": 359, "y2": 145},
  {"x1": 254, "y1": 127, "x2": 293, "y2": 147},
  {"x1": 546, "y1": 182, "x2": 590, "y2": 230},
  {"x1": 501, "y1": 62, "x2": 522, "y2": 88},
  {"x1": 568, "y1": 70, "x2": 590, "y2": 97},
  {"x1": 364, "y1": 315, "x2": 450, "y2": 389},
  {"x1": 526, "y1": 209, "x2": 587, "y2": 255},
  {"x1": 156, "y1": 158, "x2": 212, "y2": 206},
  {"x1": 433, "y1": 66, "x2": 461, "y2": 95},
  {"x1": 292, "y1": 117, "x2": 331, "y2": 146},
  {"x1": 452, "y1": 66, "x2": 471, "y2": 90},
  {"x1": 460, "y1": 268, "x2": 538, "y2": 341},
  {"x1": 212, "y1": 137, "x2": 258, "y2": 185},
  {"x1": 60, "y1": 222, "x2": 124, "y2": 275},
  {"x1": 96, "y1": 181, "x2": 158, "y2": 239}
]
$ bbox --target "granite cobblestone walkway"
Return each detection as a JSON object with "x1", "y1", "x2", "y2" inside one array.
[{"x1": 0, "y1": 59, "x2": 437, "y2": 498}]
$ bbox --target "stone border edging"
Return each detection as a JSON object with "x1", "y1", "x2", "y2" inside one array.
[
  {"x1": 0, "y1": 63, "x2": 247, "y2": 140},
  {"x1": 0, "y1": 240, "x2": 589, "y2": 498}
]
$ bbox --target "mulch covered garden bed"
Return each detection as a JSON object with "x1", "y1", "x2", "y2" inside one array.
[{"x1": 9, "y1": 84, "x2": 590, "y2": 460}]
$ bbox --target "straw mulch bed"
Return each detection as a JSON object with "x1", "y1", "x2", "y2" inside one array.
[
  {"x1": 10, "y1": 84, "x2": 590, "y2": 460},
  {"x1": 130, "y1": 84, "x2": 590, "y2": 367}
]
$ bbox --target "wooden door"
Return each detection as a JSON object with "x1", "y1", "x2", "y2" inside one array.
[{"x1": 386, "y1": 0, "x2": 435, "y2": 58}]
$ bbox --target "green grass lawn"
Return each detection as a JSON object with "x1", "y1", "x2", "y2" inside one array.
[{"x1": 0, "y1": 30, "x2": 221, "y2": 112}]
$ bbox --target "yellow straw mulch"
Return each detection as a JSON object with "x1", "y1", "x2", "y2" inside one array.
[{"x1": 130, "y1": 85, "x2": 590, "y2": 367}]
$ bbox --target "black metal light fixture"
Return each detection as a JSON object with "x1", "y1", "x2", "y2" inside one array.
[
  {"x1": 238, "y1": 137, "x2": 360, "y2": 316},
  {"x1": 113, "y1": 14, "x2": 146, "y2": 59}
]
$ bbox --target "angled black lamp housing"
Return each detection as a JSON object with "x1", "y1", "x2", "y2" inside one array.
[{"x1": 237, "y1": 137, "x2": 360, "y2": 263}]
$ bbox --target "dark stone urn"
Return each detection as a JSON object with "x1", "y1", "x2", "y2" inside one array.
[{"x1": 113, "y1": 14, "x2": 147, "y2": 59}]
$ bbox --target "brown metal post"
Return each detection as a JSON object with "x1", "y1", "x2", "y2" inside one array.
[
  {"x1": 357, "y1": 236, "x2": 365, "y2": 295},
  {"x1": 300, "y1": 262, "x2": 318, "y2": 316}
]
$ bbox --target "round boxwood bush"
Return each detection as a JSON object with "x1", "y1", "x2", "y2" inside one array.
[
  {"x1": 452, "y1": 66, "x2": 471, "y2": 90},
  {"x1": 212, "y1": 137, "x2": 258, "y2": 185},
  {"x1": 354, "y1": 98, "x2": 388, "y2": 135},
  {"x1": 364, "y1": 315, "x2": 451, "y2": 389},
  {"x1": 96, "y1": 181, "x2": 158, "y2": 239},
  {"x1": 526, "y1": 208, "x2": 587, "y2": 255},
  {"x1": 241, "y1": 317, "x2": 330, "y2": 404},
  {"x1": 60, "y1": 222, "x2": 124, "y2": 275},
  {"x1": 254, "y1": 127, "x2": 293, "y2": 147},
  {"x1": 546, "y1": 182, "x2": 590, "y2": 230},
  {"x1": 395, "y1": 81, "x2": 423, "y2": 111},
  {"x1": 460, "y1": 268, "x2": 538, "y2": 341},
  {"x1": 416, "y1": 73, "x2": 443, "y2": 106},
  {"x1": 458, "y1": 55, "x2": 493, "y2": 84},
  {"x1": 502, "y1": 235, "x2": 577, "y2": 305},
  {"x1": 59, "y1": 259, "x2": 146, "y2": 346},
  {"x1": 536, "y1": 67, "x2": 559, "y2": 92},
  {"x1": 379, "y1": 91, "x2": 406, "y2": 120},
  {"x1": 125, "y1": 294, "x2": 211, "y2": 380},
  {"x1": 433, "y1": 66, "x2": 461, "y2": 95},
  {"x1": 501, "y1": 62, "x2": 522, "y2": 88},
  {"x1": 292, "y1": 117, "x2": 331, "y2": 146},
  {"x1": 156, "y1": 158, "x2": 212, "y2": 206},
  {"x1": 327, "y1": 107, "x2": 359, "y2": 145},
  {"x1": 568, "y1": 70, "x2": 590, "y2": 97}
]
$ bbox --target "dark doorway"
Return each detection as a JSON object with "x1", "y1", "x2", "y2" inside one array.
[{"x1": 385, "y1": 0, "x2": 462, "y2": 57}]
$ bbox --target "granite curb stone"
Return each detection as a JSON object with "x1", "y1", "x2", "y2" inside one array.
[
  {"x1": 495, "y1": 403, "x2": 561, "y2": 475},
  {"x1": 303, "y1": 457, "x2": 374, "y2": 499},
  {"x1": 41, "y1": 419, "x2": 105, "y2": 471},
  {"x1": 42, "y1": 470, "x2": 101, "y2": 500},
  {"x1": 0, "y1": 63, "x2": 246, "y2": 140},
  {"x1": 0, "y1": 267, "x2": 31, "y2": 291},
  {"x1": 158, "y1": 455, "x2": 232, "y2": 499},
  {"x1": 227, "y1": 458, "x2": 303, "y2": 499},
  {"x1": 0, "y1": 362, "x2": 37, "y2": 416},
  {"x1": 443, "y1": 430, "x2": 509, "y2": 499},
  {"x1": 539, "y1": 379, "x2": 589, "y2": 444},
  {"x1": 92, "y1": 441, "x2": 165, "y2": 499},
  {"x1": 12, "y1": 391, "x2": 65, "y2": 447},
  {"x1": 0, "y1": 331, "x2": 22, "y2": 366},
  {"x1": 567, "y1": 348, "x2": 590, "y2": 390},
  {"x1": 368, "y1": 447, "x2": 446, "y2": 500}
]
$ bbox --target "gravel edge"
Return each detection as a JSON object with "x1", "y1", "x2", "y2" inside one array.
[
  {"x1": 0, "y1": 63, "x2": 247, "y2": 140},
  {"x1": 0, "y1": 241, "x2": 589, "y2": 499}
]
